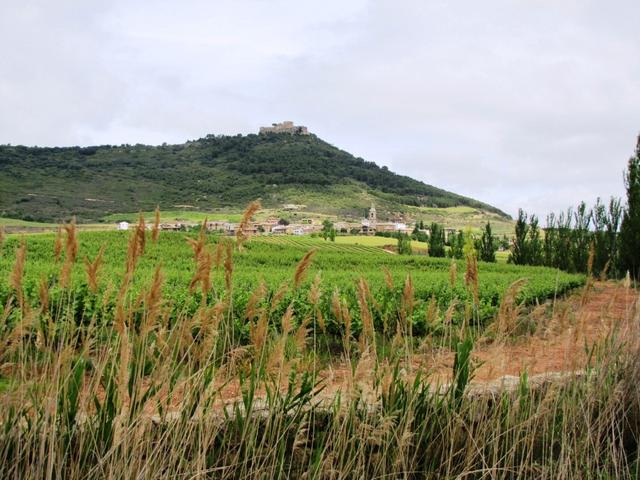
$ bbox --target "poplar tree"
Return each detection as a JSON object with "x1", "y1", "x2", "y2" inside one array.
[
  {"x1": 479, "y1": 222, "x2": 496, "y2": 262},
  {"x1": 619, "y1": 134, "x2": 640, "y2": 279}
]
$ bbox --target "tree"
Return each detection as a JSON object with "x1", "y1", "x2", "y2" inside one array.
[
  {"x1": 619, "y1": 134, "x2": 640, "y2": 279},
  {"x1": 448, "y1": 230, "x2": 465, "y2": 259},
  {"x1": 509, "y1": 209, "x2": 529, "y2": 265},
  {"x1": 397, "y1": 233, "x2": 412, "y2": 255},
  {"x1": 321, "y1": 220, "x2": 334, "y2": 241},
  {"x1": 479, "y1": 222, "x2": 496, "y2": 262},
  {"x1": 428, "y1": 223, "x2": 446, "y2": 257},
  {"x1": 528, "y1": 215, "x2": 543, "y2": 266},
  {"x1": 278, "y1": 218, "x2": 290, "y2": 226}
]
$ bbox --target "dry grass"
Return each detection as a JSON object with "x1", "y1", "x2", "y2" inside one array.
[{"x1": 0, "y1": 205, "x2": 638, "y2": 479}]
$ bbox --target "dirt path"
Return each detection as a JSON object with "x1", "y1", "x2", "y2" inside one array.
[
  {"x1": 313, "y1": 281, "x2": 638, "y2": 397},
  {"x1": 407, "y1": 281, "x2": 637, "y2": 385}
]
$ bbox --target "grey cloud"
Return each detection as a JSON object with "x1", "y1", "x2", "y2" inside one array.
[{"x1": 1, "y1": 0, "x2": 638, "y2": 218}]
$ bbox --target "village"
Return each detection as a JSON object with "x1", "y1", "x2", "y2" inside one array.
[{"x1": 115, "y1": 204, "x2": 458, "y2": 240}]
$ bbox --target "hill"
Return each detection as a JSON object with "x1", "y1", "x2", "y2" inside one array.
[{"x1": 0, "y1": 132, "x2": 509, "y2": 222}]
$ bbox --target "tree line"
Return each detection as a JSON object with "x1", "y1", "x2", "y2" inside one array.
[{"x1": 509, "y1": 134, "x2": 640, "y2": 279}]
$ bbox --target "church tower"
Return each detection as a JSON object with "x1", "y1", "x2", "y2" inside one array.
[{"x1": 368, "y1": 203, "x2": 377, "y2": 226}]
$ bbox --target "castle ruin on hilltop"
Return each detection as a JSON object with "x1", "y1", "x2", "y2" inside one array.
[{"x1": 259, "y1": 121, "x2": 309, "y2": 135}]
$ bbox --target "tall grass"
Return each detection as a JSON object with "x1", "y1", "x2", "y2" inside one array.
[{"x1": 0, "y1": 214, "x2": 638, "y2": 479}]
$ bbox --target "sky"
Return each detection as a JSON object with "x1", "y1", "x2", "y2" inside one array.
[{"x1": 1, "y1": 0, "x2": 639, "y2": 218}]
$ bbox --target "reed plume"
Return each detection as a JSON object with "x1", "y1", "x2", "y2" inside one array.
[
  {"x1": 10, "y1": 240, "x2": 26, "y2": 307},
  {"x1": 464, "y1": 249, "x2": 479, "y2": 305},
  {"x1": 38, "y1": 276, "x2": 49, "y2": 315},
  {"x1": 60, "y1": 217, "x2": 78, "y2": 288},
  {"x1": 294, "y1": 249, "x2": 316, "y2": 289},
  {"x1": 494, "y1": 279, "x2": 527, "y2": 338},
  {"x1": 135, "y1": 212, "x2": 146, "y2": 255},
  {"x1": 309, "y1": 273, "x2": 325, "y2": 332},
  {"x1": 83, "y1": 244, "x2": 106, "y2": 294},
  {"x1": 249, "y1": 310, "x2": 269, "y2": 355},
  {"x1": 270, "y1": 281, "x2": 289, "y2": 311},
  {"x1": 213, "y1": 240, "x2": 225, "y2": 268},
  {"x1": 236, "y1": 200, "x2": 261, "y2": 251},
  {"x1": 124, "y1": 214, "x2": 147, "y2": 276},
  {"x1": 53, "y1": 227, "x2": 63, "y2": 262},
  {"x1": 245, "y1": 280, "x2": 267, "y2": 321},
  {"x1": 152, "y1": 205, "x2": 160, "y2": 243},
  {"x1": 186, "y1": 219, "x2": 207, "y2": 263},
  {"x1": 383, "y1": 266, "x2": 394, "y2": 290},
  {"x1": 142, "y1": 265, "x2": 164, "y2": 336},
  {"x1": 357, "y1": 277, "x2": 375, "y2": 353},
  {"x1": 189, "y1": 247, "x2": 212, "y2": 297}
]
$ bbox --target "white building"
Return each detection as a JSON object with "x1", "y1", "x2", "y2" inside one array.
[{"x1": 117, "y1": 221, "x2": 130, "y2": 231}]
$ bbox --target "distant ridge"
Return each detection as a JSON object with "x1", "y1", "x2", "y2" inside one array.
[{"x1": 0, "y1": 132, "x2": 509, "y2": 222}]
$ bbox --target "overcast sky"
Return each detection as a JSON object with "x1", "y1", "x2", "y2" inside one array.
[{"x1": 1, "y1": 0, "x2": 639, "y2": 218}]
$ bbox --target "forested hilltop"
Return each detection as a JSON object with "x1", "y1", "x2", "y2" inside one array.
[{"x1": 0, "y1": 132, "x2": 508, "y2": 222}]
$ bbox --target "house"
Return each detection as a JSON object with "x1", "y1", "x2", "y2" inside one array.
[
  {"x1": 271, "y1": 225, "x2": 288, "y2": 235},
  {"x1": 117, "y1": 221, "x2": 130, "y2": 231},
  {"x1": 292, "y1": 227, "x2": 305, "y2": 236}
]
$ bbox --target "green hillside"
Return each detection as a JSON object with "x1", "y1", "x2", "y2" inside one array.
[{"x1": 0, "y1": 132, "x2": 509, "y2": 222}]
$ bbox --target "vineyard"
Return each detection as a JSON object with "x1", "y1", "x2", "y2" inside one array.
[
  {"x1": 0, "y1": 230, "x2": 584, "y2": 343},
  {"x1": 2, "y1": 221, "x2": 638, "y2": 479}
]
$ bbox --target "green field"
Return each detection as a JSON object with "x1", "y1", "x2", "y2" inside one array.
[
  {"x1": 0, "y1": 217, "x2": 57, "y2": 227},
  {"x1": 0, "y1": 230, "x2": 583, "y2": 338}
]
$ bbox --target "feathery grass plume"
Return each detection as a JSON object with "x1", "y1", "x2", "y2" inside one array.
[
  {"x1": 425, "y1": 294, "x2": 440, "y2": 330},
  {"x1": 124, "y1": 214, "x2": 147, "y2": 277},
  {"x1": 199, "y1": 301, "x2": 225, "y2": 361},
  {"x1": 38, "y1": 276, "x2": 49, "y2": 315},
  {"x1": 494, "y1": 279, "x2": 527, "y2": 338},
  {"x1": 236, "y1": 200, "x2": 261, "y2": 251},
  {"x1": 309, "y1": 273, "x2": 325, "y2": 332},
  {"x1": 401, "y1": 274, "x2": 415, "y2": 322},
  {"x1": 245, "y1": 280, "x2": 267, "y2": 321},
  {"x1": 186, "y1": 218, "x2": 207, "y2": 263},
  {"x1": 449, "y1": 259, "x2": 457, "y2": 289},
  {"x1": 268, "y1": 281, "x2": 289, "y2": 313},
  {"x1": 357, "y1": 277, "x2": 375, "y2": 352},
  {"x1": 464, "y1": 248, "x2": 479, "y2": 305},
  {"x1": 213, "y1": 239, "x2": 225, "y2": 268},
  {"x1": 83, "y1": 244, "x2": 106, "y2": 294},
  {"x1": 59, "y1": 217, "x2": 78, "y2": 288},
  {"x1": 135, "y1": 212, "x2": 146, "y2": 256},
  {"x1": 294, "y1": 249, "x2": 316, "y2": 289},
  {"x1": 293, "y1": 315, "x2": 310, "y2": 354},
  {"x1": 141, "y1": 265, "x2": 164, "y2": 336},
  {"x1": 267, "y1": 304, "x2": 295, "y2": 376},
  {"x1": 152, "y1": 205, "x2": 161, "y2": 243},
  {"x1": 249, "y1": 310, "x2": 269, "y2": 355},
  {"x1": 382, "y1": 266, "x2": 394, "y2": 290},
  {"x1": 281, "y1": 302, "x2": 295, "y2": 336},
  {"x1": 10, "y1": 240, "x2": 26, "y2": 307},
  {"x1": 53, "y1": 226, "x2": 63, "y2": 262},
  {"x1": 189, "y1": 247, "x2": 213, "y2": 297}
]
